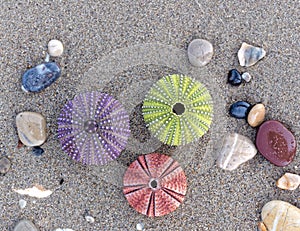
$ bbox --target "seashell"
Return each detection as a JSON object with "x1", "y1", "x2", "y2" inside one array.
[
  {"x1": 57, "y1": 92, "x2": 130, "y2": 165},
  {"x1": 13, "y1": 185, "x2": 53, "y2": 198},
  {"x1": 142, "y1": 74, "x2": 213, "y2": 146},
  {"x1": 123, "y1": 153, "x2": 187, "y2": 217},
  {"x1": 276, "y1": 172, "x2": 300, "y2": 190},
  {"x1": 238, "y1": 42, "x2": 266, "y2": 67},
  {"x1": 22, "y1": 62, "x2": 61, "y2": 92}
]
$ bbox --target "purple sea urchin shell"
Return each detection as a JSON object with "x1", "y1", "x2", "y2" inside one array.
[{"x1": 57, "y1": 92, "x2": 130, "y2": 165}]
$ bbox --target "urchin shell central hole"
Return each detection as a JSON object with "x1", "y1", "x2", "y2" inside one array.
[
  {"x1": 150, "y1": 179, "x2": 158, "y2": 189},
  {"x1": 172, "y1": 102, "x2": 185, "y2": 115},
  {"x1": 84, "y1": 120, "x2": 99, "y2": 133}
]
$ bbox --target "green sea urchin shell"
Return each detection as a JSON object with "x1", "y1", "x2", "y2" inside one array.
[{"x1": 142, "y1": 74, "x2": 213, "y2": 146}]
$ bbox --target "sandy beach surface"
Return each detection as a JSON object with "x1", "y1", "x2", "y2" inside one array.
[{"x1": 0, "y1": 1, "x2": 299, "y2": 230}]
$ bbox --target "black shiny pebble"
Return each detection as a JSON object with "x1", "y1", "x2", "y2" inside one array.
[
  {"x1": 22, "y1": 62, "x2": 61, "y2": 92},
  {"x1": 228, "y1": 69, "x2": 242, "y2": 86},
  {"x1": 229, "y1": 101, "x2": 251, "y2": 119},
  {"x1": 32, "y1": 146, "x2": 44, "y2": 156}
]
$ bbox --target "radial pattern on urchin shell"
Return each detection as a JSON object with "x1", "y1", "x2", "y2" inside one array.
[
  {"x1": 57, "y1": 91, "x2": 130, "y2": 165},
  {"x1": 142, "y1": 74, "x2": 213, "y2": 146},
  {"x1": 123, "y1": 153, "x2": 187, "y2": 217}
]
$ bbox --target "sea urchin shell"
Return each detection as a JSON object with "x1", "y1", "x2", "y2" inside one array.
[
  {"x1": 57, "y1": 92, "x2": 130, "y2": 165},
  {"x1": 142, "y1": 74, "x2": 213, "y2": 146},
  {"x1": 123, "y1": 153, "x2": 187, "y2": 217}
]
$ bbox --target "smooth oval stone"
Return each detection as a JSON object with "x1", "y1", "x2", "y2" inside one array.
[
  {"x1": 0, "y1": 156, "x2": 11, "y2": 174},
  {"x1": 229, "y1": 101, "x2": 251, "y2": 119},
  {"x1": 14, "y1": 219, "x2": 39, "y2": 231},
  {"x1": 247, "y1": 103, "x2": 265, "y2": 127},
  {"x1": 22, "y1": 62, "x2": 61, "y2": 92},
  {"x1": 238, "y1": 42, "x2": 266, "y2": 67},
  {"x1": 276, "y1": 173, "x2": 300, "y2": 190},
  {"x1": 48, "y1": 39, "x2": 64, "y2": 57},
  {"x1": 32, "y1": 146, "x2": 44, "y2": 156},
  {"x1": 16, "y1": 112, "x2": 47, "y2": 147},
  {"x1": 261, "y1": 200, "x2": 300, "y2": 231},
  {"x1": 256, "y1": 120, "x2": 297, "y2": 166},
  {"x1": 228, "y1": 69, "x2": 242, "y2": 86},
  {"x1": 217, "y1": 133, "x2": 257, "y2": 171},
  {"x1": 187, "y1": 39, "x2": 213, "y2": 67}
]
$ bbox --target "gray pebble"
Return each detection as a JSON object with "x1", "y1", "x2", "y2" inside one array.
[
  {"x1": 241, "y1": 72, "x2": 252, "y2": 82},
  {"x1": 14, "y1": 220, "x2": 39, "y2": 231},
  {"x1": 19, "y1": 199, "x2": 27, "y2": 209},
  {"x1": 187, "y1": 39, "x2": 213, "y2": 67},
  {"x1": 0, "y1": 156, "x2": 11, "y2": 174}
]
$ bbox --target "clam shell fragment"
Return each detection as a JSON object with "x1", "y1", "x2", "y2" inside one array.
[{"x1": 238, "y1": 42, "x2": 266, "y2": 67}]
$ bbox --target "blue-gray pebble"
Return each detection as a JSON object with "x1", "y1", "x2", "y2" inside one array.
[
  {"x1": 228, "y1": 69, "x2": 242, "y2": 86},
  {"x1": 229, "y1": 101, "x2": 251, "y2": 119},
  {"x1": 32, "y1": 146, "x2": 44, "y2": 156},
  {"x1": 22, "y1": 62, "x2": 61, "y2": 92}
]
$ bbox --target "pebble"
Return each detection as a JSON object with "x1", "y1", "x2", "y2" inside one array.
[
  {"x1": 0, "y1": 156, "x2": 11, "y2": 174},
  {"x1": 261, "y1": 200, "x2": 300, "y2": 231},
  {"x1": 16, "y1": 112, "x2": 47, "y2": 147},
  {"x1": 136, "y1": 223, "x2": 144, "y2": 231},
  {"x1": 32, "y1": 147, "x2": 44, "y2": 156},
  {"x1": 54, "y1": 229, "x2": 74, "y2": 231},
  {"x1": 238, "y1": 42, "x2": 266, "y2": 67},
  {"x1": 276, "y1": 173, "x2": 300, "y2": 190},
  {"x1": 22, "y1": 62, "x2": 61, "y2": 92},
  {"x1": 229, "y1": 101, "x2": 251, "y2": 119},
  {"x1": 48, "y1": 39, "x2": 64, "y2": 57},
  {"x1": 19, "y1": 199, "x2": 27, "y2": 209},
  {"x1": 256, "y1": 120, "x2": 297, "y2": 166},
  {"x1": 247, "y1": 103, "x2": 265, "y2": 127},
  {"x1": 187, "y1": 39, "x2": 213, "y2": 67},
  {"x1": 217, "y1": 133, "x2": 257, "y2": 171},
  {"x1": 228, "y1": 69, "x2": 242, "y2": 86},
  {"x1": 241, "y1": 72, "x2": 252, "y2": 82},
  {"x1": 85, "y1": 215, "x2": 95, "y2": 223},
  {"x1": 14, "y1": 219, "x2": 39, "y2": 231}
]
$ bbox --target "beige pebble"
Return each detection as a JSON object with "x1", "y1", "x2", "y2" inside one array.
[
  {"x1": 216, "y1": 133, "x2": 257, "y2": 171},
  {"x1": 48, "y1": 39, "x2": 64, "y2": 57},
  {"x1": 187, "y1": 39, "x2": 213, "y2": 67},
  {"x1": 276, "y1": 172, "x2": 300, "y2": 190},
  {"x1": 247, "y1": 104, "x2": 265, "y2": 127},
  {"x1": 16, "y1": 112, "x2": 47, "y2": 147},
  {"x1": 261, "y1": 200, "x2": 300, "y2": 231}
]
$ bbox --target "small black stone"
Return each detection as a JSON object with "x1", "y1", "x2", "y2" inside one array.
[
  {"x1": 228, "y1": 69, "x2": 242, "y2": 86},
  {"x1": 32, "y1": 146, "x2": 44, "y2": 156},
  {"x1": 229, "y1": 101, "x2": 251, "y2": 119},
  {"x1": 22, "y1": 62, "x2": 61, "y2": 92},
  {"x1": 59, "y1": 178, "x2": 64, "y2": 185}
]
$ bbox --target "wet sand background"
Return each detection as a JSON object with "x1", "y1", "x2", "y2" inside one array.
[{"x1": 0, "y1": 1, "x2": 299, "y2": 230}]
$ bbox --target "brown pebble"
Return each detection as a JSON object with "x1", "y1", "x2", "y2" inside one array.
[{"x1": 247, "y1": 103, "x2": 265, "y2": 127}]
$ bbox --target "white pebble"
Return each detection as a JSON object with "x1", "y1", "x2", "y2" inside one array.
[
  {"x1": 19, "y1": 199, "x2": 27, "y2": 209},
  {"x1": 136, "y1": 223, "x2": 144, "y2": 231},
  {"x1": 241, "y1": 72, "x2": 252, "y2": 82},
  {"x1": 48, "y1": 39, "x2": 64, "y2": 57},
  {"x1": 85, "y1": 215, "x2": 95, "y2": 223}
]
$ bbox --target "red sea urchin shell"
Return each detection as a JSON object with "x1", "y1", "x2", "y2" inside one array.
[{"x1": 123, "y1": 153, "x2": 187, "y2": 217}]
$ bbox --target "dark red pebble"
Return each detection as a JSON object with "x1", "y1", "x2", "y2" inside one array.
[{"x1": 256, "y1": 120, "x2": 297, "y2": 167}]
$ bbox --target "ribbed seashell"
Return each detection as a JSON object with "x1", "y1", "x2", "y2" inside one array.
[
  {"x1": 142, "y1": 74, "x2": 213, "y2": 146},
  {"x1": 57, "y1": 92, "x2": 130, "y2": 165},
  {"x1": 123, "y1": 153, "x2": 187, "y2": 217}
]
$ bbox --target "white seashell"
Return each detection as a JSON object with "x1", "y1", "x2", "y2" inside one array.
[
  {"x1": 48, "y1": 39, "x2": 64, "y2": 57},
  {"x1": 13, "y1": 185, "x2": 53, "y2": 198},
  {"x1": 238, "y1": 42, "x2": 266, "y2": 67},
  {"x1": 276, "y1": 172, "x2": 300, "y2": 190},
  {"x1": 187, "y1": 39, "x2": 214, "y2": 67}
]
